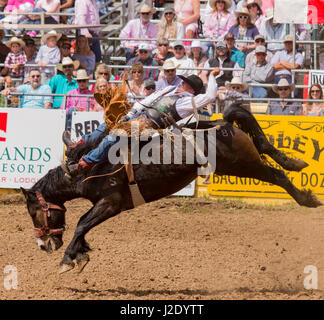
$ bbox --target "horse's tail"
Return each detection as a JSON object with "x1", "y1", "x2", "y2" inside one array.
[{"x1": 223, "y1": 102, "x2": 308, "y2": 172}]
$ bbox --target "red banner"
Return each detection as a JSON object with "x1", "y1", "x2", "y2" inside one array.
[{"x1": 308, "y1": 0, "x2": 324, "y2": 24}]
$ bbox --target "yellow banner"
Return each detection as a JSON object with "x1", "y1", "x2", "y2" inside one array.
[{"x1": 206, "y1": 114, "x2": 324, "y2": 199}]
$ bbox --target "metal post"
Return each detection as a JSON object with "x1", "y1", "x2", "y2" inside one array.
[
  {"x1": 122, "y1": 0, "x2": 127, "y2": 26},
  {"x1": 292, "y1": 24, "x2": 296, "y2": 98},
  {"x1": 128, "y1": 0, "x2": 135, "y2": 21},
  {"x1": 40, "y1": 12, "x2": 45, "y2": 43}
]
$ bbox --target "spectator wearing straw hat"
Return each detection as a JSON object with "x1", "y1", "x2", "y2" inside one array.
[
  {"x1": 243, "y1": 45, "x2": 274, "y2": 98},
  {"x1": 156, "y1": 60, "x2": 182, "y2": 90},
  {"x1": 4, "y1": 37, "x2": 27, "y2": 78},
  {"x1": 36, "y1": 30, "x2": 61, "y2": 82},
  {"x1": 47, "y1": 56, "x2": 79, "y2": 108},
  {"x1": 266, "y1": 78, "x2": 302, "y2": 115},
  {"x1": 224, "y1": 33, "x2": 245, "y2": 67},
  {"x1": 119, "y1": 4, "x2": 158, "y2": 62},
  {"x1": 243, "y1": 0, "x2": 264, "y2": 31}
]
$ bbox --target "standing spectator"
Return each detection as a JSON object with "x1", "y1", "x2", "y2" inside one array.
[
  {"x1": 36, "y1": 30, "x2": 61, "y2": 82},
  {"x1": 271, "y1": 34, "x2": 304, "y2": 96},
  {"x1": 266, "y1": 79, "x2": 302, "y2": 115},
  {"x1": 224, "y1": 33, "x2": 245, "y2": 67},
  {"x1": 302, "y1": 84, "x2": 324, "y2": 116},
  {"x1": 22, "y1": 36, "x2": 37, "y2": 83},
  {"x1": 156, "y1": 60, "x2": 182, "y2": 90},
  {"x1": 200, "y1": 40, "x2": 237, "y2": 86},
  {"x1": 74, "y1": 0, "x2": 101, "y2": 63},
  {"x1": 47, "y1": 56, "x2": 79, "y2": 108},
  {"x1": 119, "y1": 4, "x2": 158, "y2": 62},
  {"x1": 203, "y1": 0, "x2": 235, "y2": 50},
  {"x1": 259, "y1": 7, "x2": 288, "y2": 53},
  {"x1": 72, "y1": 35, "x2": 96, "y2": 76},
  {"x1": 243, "y1": 45, "x2": 274, "y2": 98},
  {"x1": 166, "y1": 41, "x2": 197, "y2": 77},
  {"x1": 174, "y1": 0, "x2": 200, "y2": 40},
  {"x1": 152, "y1": 38, "x2": 174, "y2": 67},
  {"x1": 60, "y1": 0, "x2": 74, "y2": 24},
  {"x1": 228, "y1": 7, "x2": 259, "y2": 53},
  {"x1": 2, "y1": 69, "x2": 52, "y2": 109},
  {"x1": 89, "y1": 63, "x2": 114, "y2": 92},
  {"x1": 157, "y1": 6, "x2": 184, "y2": 47},
  {"x1": 243, "y1": 0, "x2": 264, "y2": 31},
  {"x1": 126, "y1": 62, "x2": 145, "y2": 103},
  {"x1": 127, "y1": 43, "x2": 160, "y2": 81},
  {"x1": 188, "y1": 40, "x2": 208, "y2": 76},
  {"x1": 245, "y1": 34, "x2": 273, "y2": 65},
  {"x1": 4, "y1": 37, "x2": 27, "y2": 78}
]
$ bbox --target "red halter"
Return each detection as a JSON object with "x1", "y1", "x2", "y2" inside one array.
[{"x1": 34, "y1": 191, "x2": 66, "y2": 238}]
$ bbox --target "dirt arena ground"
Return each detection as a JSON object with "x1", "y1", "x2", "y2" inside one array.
[{"x1": 1, "y1": 194, "x2": 324, "y2": 300}]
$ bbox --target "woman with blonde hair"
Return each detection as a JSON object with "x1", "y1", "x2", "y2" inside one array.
[
  {"x1": 93, "y1": 77, "x2": 108, "y2": 111},
  {"x1": 89, "y1": 63, "x2": 115, "y2": 92},
  {"x1": 302, "y1": 83, "x2": 324, "y2": 116},
  {"x1": 72, "y1": 35, "x2": 95, "y2": 76},
  {"x1": 126, "y1": 62, "x2": 145, "y2": 103},
  {"x1": 158, "y1": 6, "x2": 184, "y2": 46}
]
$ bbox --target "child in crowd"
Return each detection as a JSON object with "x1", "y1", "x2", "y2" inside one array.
[
  {"x1": 4, "y1": 37, "x2": 27, "y2": 78},
  {"x1": 36, "y1": 30, "x2": 61, "y2": 82}
]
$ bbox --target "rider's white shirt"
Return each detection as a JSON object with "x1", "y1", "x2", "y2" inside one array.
[{"x1": 130, "y1": 75, "x2": 218, "y2": 119}]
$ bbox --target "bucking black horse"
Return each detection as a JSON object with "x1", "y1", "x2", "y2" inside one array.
[{"x1": 21, "y1": 103, "x2": 323, "y2": 274}]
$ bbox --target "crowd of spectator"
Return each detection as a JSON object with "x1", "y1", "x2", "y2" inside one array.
[{"x1": 0, "y1": 0, "x2": 322, "y2": 118}]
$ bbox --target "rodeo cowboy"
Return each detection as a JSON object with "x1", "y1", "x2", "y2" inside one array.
[{"x1": 63, "y1": 67, "x2": 221, "y2": 177}]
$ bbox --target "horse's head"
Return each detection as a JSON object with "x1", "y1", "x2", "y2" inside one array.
[{"x1": 21, "y1": 188, "x2": 66, "y2": 253}]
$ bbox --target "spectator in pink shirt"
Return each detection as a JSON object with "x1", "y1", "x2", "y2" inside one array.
[{"x1": 119, "y1": 4, "x2": 158, "y2": 62}]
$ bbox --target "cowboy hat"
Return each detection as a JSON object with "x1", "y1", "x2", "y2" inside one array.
[
  {"x1": 235, "y1": 7, "x2": 251, "y2": 17},
  {"x1": 136, "y1": 3, "x2": 156, "y2": 14},
  {"x1": 74, "y1": 69, "x2": 89, "y2": 81},
  {"x1": 42, "y1": 30, "x2": 62, "y2": 43},
  {"x1": 243, "y1": 0, "x2": 262, "y2": 9},
  {"x1": 178, "y1": 75, "x2": 204, "y2": 95},
  {"x1": 272, "y1": 78, "x2": 295, "y2": 94},
  {"x1": 191, "y1": 40, "x2": 202, "y2": 49},
  {"x1": 284, "y1": 34, "x2": 294, "y2": 42},
  {"x1": 164, "y1": 5, "x2": 175, "y2": 14},
  {"x1": 158, "y1": 59, "x2": 180, "y2": 72},
  {"x1": 6, "y1": 37, "x2": 25, "y2": 48},
  {"x1": 225, "y1": 77, "x2": 248, "y2": 91},
  {"x1": 264, "y1": 7, "x2": 274, "y2": 21},
  {"x1": 210, "y1": 0, "x2": 232, "y2": 10},
  {"x1": 57, "y1": 57, "x2": 80, "y2": 72}
]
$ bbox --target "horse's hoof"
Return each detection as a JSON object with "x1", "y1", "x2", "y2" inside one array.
[
  {"x1": 59, "y1": 262, "x2": 75, "y2": 274},
  {"x1": 77, "y1": 254, "x2": 89, "y2": 273}
]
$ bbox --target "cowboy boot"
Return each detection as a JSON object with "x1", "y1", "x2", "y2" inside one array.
[
  {"x1": 67, "y1": 157, "x2": 94, "y2": 178},
  {"x1": 62, "y1": 131, "x2": 85, "y2": 157}
]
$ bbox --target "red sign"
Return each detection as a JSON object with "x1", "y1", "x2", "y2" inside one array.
[
  {"x1": 308, "y1": 0, "x2": 324, "y2": 24},
  {"x1": 0, "y1": 112, "x2": 8, "y2": 142}
]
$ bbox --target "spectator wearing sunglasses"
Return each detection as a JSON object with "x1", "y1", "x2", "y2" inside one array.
[
  {"x1": 127, "y1": 43, "x2": 160, "y2": 81},
  {"x1": 120, "y1": 4, "x2": 158, "y2": 62},
  {"x1": 266, "y1": 78, "x2": 302, "y2": 115},
  {"x1": 245, "y1": 34, "x2": 273, "y2": 66},
  {"x1": 126, "y1": 62, "x2": 145, "y2": 104},
  {"x1": 2, "y1": 69, "x2": 52, "y2": 109},
  {"x1": 153, "y1": 38, "x2": 174, "y2": 66},
  {"x1": 243, "y1": 0, "x2": 264, "y2": 31},
  {"x1": 156, "y1": 60, "x2": 182, "y2": 90},
  {"x1": 89, "y1": 63, "x2": 115, "y2": 92},
  {"x1": 143, "y1": 79, "x2": 156, "y2": 97},
  {"x1": 302, "y1": 84, "x2": 324, "y2": 116},
  {"x1": 228, "y1": 7, "x2": 259, "y2": 53}
]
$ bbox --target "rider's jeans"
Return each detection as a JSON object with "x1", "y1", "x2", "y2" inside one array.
[{"x1": 82, "y1": 122, "x2": 107, "y2": 145}]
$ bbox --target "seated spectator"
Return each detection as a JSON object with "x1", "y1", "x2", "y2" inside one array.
[
  {"x1": 126, "y1": 62, "x2": 145, "y2": 103},
  {"x1": 93, "y1": 78, "x2": 107, "y2": 111},
  {"x1": 224, "y1": 33, "x2": 245, "y2": 67},
  {"x1": 302, "y1": 84, "x2": 324, "y2": 116},
  {"x1": 22, "y1": 35, "x2": 38, "y2": 83},
  {"x1": 72, "y1": 35, "x2": 96, "y2": 77},
  {"x1": 156, "y1": 60, "x2": 182, "y2": 90},
  {"x1": 166, "y1": 41, "x2": 197, "y2": 78},
  {"x1": 48, "y1": 56, "x2": 79, "y2": 108},
  {"x1": 119, "y1": 4, "x2": 158, "y2": 62},
  {"x1": 245, "y1": 34, "x2": 273, "y2": 65},
  {"x1": 200, "y1": 40, "x2": 237, "y2": 86},
  {"x1": 36, "y1": 30, "x2": 61, "y2": 82},
  {"x1": 4, "y1": 37, "x2": 27, "y2": 78},
  {"x1": 271, "y1": 34, "x2": 304, "y2": 95},
  {"x1": 60, "y1": 0, "x2": 74, "y2": 24},
  {"x1": 243, "y1": 45, "x2": 274, "y2": 98},
  {"x1": 188, "y1": 40, "x2": 208, "y2": 76},
  {"x1": 89, "y1": 63, "x2": 115, "y2": 92},
  {"x1": 143, "y1": 79, "x2": 156, "y2": 97},
  {"x1": 74, "y1": 0, "x2": 101, "y2": 63},
  {"x1": 2, "y1": 69, "x2": 52, "y2": 109},
  {"x1": 58, "y1": 37, "x2": 72, "y2": 62},
  {"x1": 157, "y1": 6, "x2": 184, "y2": 47},
  {"x1": 152, "y1": 38, "x2": 174, "y2": 66},
  {"x1": 63, "y1": 69, "x2": 95, "y2": 130},
  {"x1": 174, "y1": 0, "x2": 200, "y2": 40},
  {"x1": 0, "y1": 0, "x2": 8, "y2": 20},
  {"x1": 0, "y1": 30, "x2": 10, "y2": 69},
  {"x1": 243, "y1": 0, "x2": 264, "y2": 31},
  {"x1": 127, "y1": 43, "x2": 159, "y2": 81},
  {"x1": 259, "y1": 7, "x2": 288, "y2": 53},
  {"x1": 266, "y1": 79, "x2": 302, "y2": 115},
  {"x1": 228, "y1": 7, "x2": 259, "y2": 53},
  {"x1": 203, "y1": 0, "x2": 235, "y2": 48}
]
